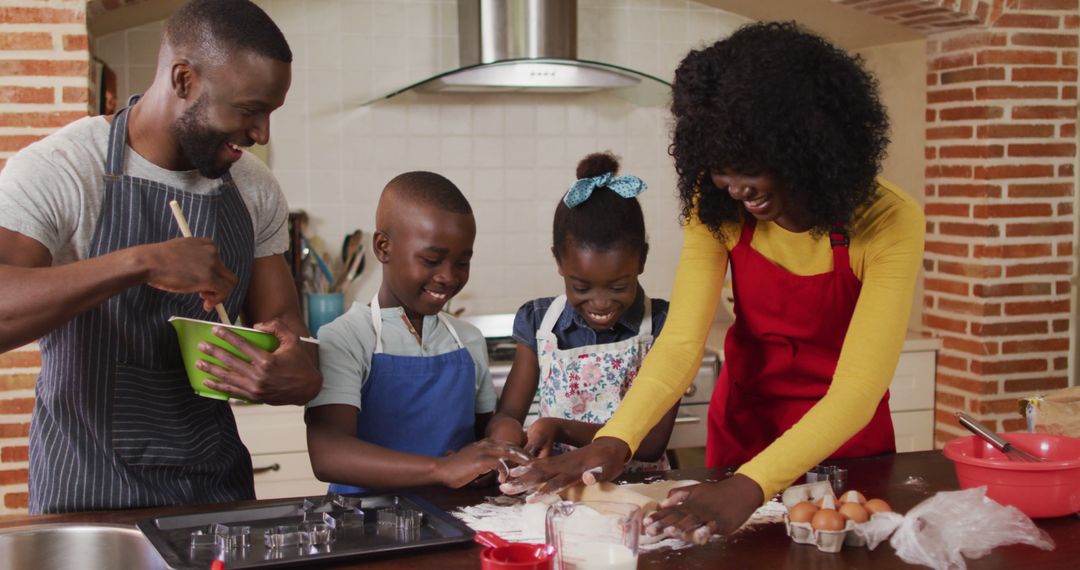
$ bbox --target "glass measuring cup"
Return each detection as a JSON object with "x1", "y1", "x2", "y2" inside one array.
[{"x1": 545, "y1": 501, "x2": 640, "y2": 570}]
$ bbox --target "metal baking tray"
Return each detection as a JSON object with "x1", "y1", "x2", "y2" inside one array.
[{"x1": 136, "y1": 493, "x2": 474, "y2": 569}]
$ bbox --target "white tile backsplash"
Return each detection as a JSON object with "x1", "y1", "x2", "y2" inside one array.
[{"x1": 94, "y1": 0, "x2": 750, "y2": 313}]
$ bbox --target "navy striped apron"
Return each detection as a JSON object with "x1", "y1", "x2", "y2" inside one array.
[{"x1": 28, "y1": 97, "x2": 256, "y2": 513}]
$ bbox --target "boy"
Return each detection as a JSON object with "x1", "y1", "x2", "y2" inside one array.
[{"x1": 306, "y1": 171, "x2": 526, "y2": 492}]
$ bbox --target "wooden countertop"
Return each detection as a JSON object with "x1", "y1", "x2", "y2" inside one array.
[{"x1": 1, "y1": 451, "x2": 1076, "y2": 568}]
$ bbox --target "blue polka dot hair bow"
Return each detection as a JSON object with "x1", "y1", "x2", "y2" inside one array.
[{"x1": 562, "y1": 172, "x2": 648, "y2": 208}]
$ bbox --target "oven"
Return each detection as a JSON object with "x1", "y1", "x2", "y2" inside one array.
[{"x1": 462, "y1": 314, "x2": 720, "y2": 451}]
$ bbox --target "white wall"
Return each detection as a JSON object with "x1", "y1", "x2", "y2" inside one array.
[{"x1": 857, "y1": 39, "x2": 928, "y2": 332}]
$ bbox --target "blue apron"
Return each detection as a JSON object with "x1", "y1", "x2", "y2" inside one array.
[{"x1": 328, "y1": 294, "x2": 476, "y2": 494}]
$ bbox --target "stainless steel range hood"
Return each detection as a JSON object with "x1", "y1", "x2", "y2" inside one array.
[{"x1": 365, "y1": 0, "x2": 670, "y2": 104}]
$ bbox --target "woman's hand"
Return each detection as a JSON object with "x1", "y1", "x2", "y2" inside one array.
[
  {"x1": 524, "y1": 417, "x2": 562, "y2": 458},
  {"x1": 500, "y1": 436, "x2": 630, "y2": 495},
  {"x1": 644, "y1": 474, "x2": 764, "y2": 544}
]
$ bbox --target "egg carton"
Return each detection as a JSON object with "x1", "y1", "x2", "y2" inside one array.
[
  {"x1": 783, "y1": 516, "x2": 867, "y2": 553},
  {"x1": 780, "y1": 481, "x2": 868, "y2": 553}
]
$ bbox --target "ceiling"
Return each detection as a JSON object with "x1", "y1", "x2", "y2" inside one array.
[{"x1": 695, "y1": 0, "x2": 925, "y2": 49}]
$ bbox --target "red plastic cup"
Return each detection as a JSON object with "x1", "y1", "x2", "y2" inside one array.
[
  {"x1": 943, "y1": 432, "x2": 1080, "y2": 518},
  {"x1": 475, "y1": 531, "x2": 555, "y2": 570}
]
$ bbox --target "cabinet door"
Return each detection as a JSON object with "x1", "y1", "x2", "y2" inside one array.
[
  {"x1": 232, "y1": 404, "x2": 308, "y2": 455},
  {"x1": 892, "y1": 410, "x2": 934, "y2": 452},
  {"x1": 888, "y1": 350, "x2": 936, "y2": 413},
  {"x1": 250, "y1": 451, "x2": 328, "y2": 500}
]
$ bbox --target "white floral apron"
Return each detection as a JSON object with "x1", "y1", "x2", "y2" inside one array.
[{"x1": 536, "y1": 295, "x2": 669, "y2": 472}]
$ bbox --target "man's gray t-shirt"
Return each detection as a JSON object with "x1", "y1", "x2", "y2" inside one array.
[
  {"x1": 308, "y1": 302, "x2": 497, "y2": 414},
  {"x1": 0, "y1": 115, "x2": 288, "y2": 263}
]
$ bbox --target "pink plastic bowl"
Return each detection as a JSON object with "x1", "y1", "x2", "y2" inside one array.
[{"x1": 943, "y1": 433, "x2": 1080, "y2": 518}]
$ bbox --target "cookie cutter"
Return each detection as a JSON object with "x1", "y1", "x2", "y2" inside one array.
[
  {"x1": 189, "y1": 528, "x2": 217, "y2": 549},
  {"x1": 212, "y1": 523, "x2": 251, "y2": 550},
  {"x1": 301, "y1": 522, "x2": 335, "y2": 547},
  {"x1": 376, "y1": 502, "x2": 423, "y2": 541},
  {"x1": 806, "y1": 464, "x2": 848, "y2": 494},
  {"x1": 263, "y1": 524, "x2": 305, "y2": 549}
]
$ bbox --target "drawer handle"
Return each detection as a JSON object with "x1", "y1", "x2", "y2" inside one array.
[
  {"x1": 684, "y1": 384, "x2": 698, "y2": 398},
  {"x1": 674, "y1": 416, "x2": 701, "y2": 425},
  {"x1": 253, "y1": 463, "x2": 281, "y2": 475}
]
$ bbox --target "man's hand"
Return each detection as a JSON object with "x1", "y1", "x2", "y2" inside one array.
[
  {"x1": 197, "y1": 318, "x2": 322, "y2": 405},
  {"x1": 435, "y1": 440, "x2": 532, "y2": 488},
  {"x1": 140, "y1": 237, "x2": 237, "y2": 311},
  {"x1": 643, "y1": 474, "x2": 764, "y2": 544},
  {"x1": 500, "y1": 436, "x2": 630, "y2": 495}
]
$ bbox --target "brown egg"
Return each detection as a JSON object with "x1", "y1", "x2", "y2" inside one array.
[
  {"x1": 865, "y1": 498, "x2": 893, "y2": 514},
  {"x1": 839, "y1": 490, "x2": 867, "y2": 504},
  {"x1": 811, "y1": 508, "x2": 846, "y2": 531},
  {"x1": 839, "y1": 501, "x2": 870, "y2": 523},
  {"x1": 788, "y1": 501, "x2": 818, "y2": 524}
]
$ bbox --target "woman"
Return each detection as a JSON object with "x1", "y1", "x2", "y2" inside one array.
[{"x1": 502, "y1": 21, "x2": 925, "y2": 539}]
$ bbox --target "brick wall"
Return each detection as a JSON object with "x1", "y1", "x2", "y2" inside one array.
[
  {"x1": 0, "y1": 0, "x2": 89, "y2": 513},
  {"x1": 919, "y1": 0, "x2": 1079, "y2": 444}
]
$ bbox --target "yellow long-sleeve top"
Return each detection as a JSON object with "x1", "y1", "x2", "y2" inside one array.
[{"x1": 596, "y1": 179, "x2": 925, "y2": 499}]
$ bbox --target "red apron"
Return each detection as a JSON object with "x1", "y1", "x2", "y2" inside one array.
[{"x1": 705, "y1": 218, "x2": 895, "y2": 469}]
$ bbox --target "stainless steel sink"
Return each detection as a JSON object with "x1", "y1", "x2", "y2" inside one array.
[{"x1": 0, "y1": 523, "x2": 170, "y2": 570}]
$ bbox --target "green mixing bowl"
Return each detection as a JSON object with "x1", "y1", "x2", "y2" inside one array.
[{"x1": 169, "y1": 316, "x2": 280, "y2": 401}]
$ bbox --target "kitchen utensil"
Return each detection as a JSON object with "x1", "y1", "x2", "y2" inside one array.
[
  {"x1": 332, "y1": 230, "x2": 366, "y2": 293},
  {"x1": 306, "y1": 292, "x2": 344, "y2": 336},
  {"x1": 301, "y1": 234, "x2": 335, "y2": 291},
  {"x1": 956, "y1": 412, "x2": 1043, "y2": 462},
  {"x1": 943, "y1": 432, "x2": 1080, "y2": 518},
  {"x1": 475, "y1": 531, "x2": 555, "y2": 570},
  {"x1": 170, "y1": 316, "x2": 318, "y2": 401},
  {"x1": 546, "y1": 501, "x2": 639, "y2": 570},
  {"x1": 137, "y1": 493, "x2": 473, "y2": 569},
  {"x1": 170, "y1": 316, "x2": 278, "y2": 401},
  {"x1": 168, "y1": 200, "x2": 232, "y2": 325},
  {"x1": 806, "y1": 464, "x2": 848, "y2": 494}
]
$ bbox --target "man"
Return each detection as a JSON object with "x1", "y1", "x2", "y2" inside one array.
[{"x1": 0, "y1": 0, "x2": 321, "y2": 514}]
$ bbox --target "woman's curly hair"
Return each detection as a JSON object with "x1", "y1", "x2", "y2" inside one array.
[{"x1": 670, "y1": 21, "x2": 890, "y2": 238}]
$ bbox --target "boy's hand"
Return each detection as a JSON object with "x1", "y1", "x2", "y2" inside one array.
[
  {"x1": 643, "y1": 474, "x2": 764, "y2": 544},
  {"x1": 524, "y1": 417, "x2": 561, "y2": 458},
  {"x1": 435, "y1": 440, "x2": 531, "y2": 488}
]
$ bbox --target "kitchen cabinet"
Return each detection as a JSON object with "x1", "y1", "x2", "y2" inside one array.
[
  {"x1": 230, "y1": 403, "x2": 326, "y2": 499},
  {"x1": 888, "y1": 346, "x2": 938, "y2": 452}
]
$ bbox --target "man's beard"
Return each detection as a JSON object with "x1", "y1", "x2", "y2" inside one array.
[{"x1": 171, "y1": 94, "x2": 233, "y2": 179}]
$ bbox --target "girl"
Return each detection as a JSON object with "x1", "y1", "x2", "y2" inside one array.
[{"x1": 487, "y1": 152, "x2": 678, "y2": 472}]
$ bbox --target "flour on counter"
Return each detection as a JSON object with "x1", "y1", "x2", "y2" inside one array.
[{"x1": 452, "y1": 491, "x2": 788, "y2": 552}]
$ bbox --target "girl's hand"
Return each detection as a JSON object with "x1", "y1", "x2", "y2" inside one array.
[
  {"x1": 500, "y1": 436, "x2": 629, "y2": 495},
  {"x1": 524, "y1": 418, "x2": 561, "y2": 458},
  {"x1": 643, "y1": 474, "x2": 764, "y2": 544},
  {"x1": 435, "y1": 440, "x2": 532, "y2": 488},
  {"x1": 485, "y1": 415, "x2": 528, "y2": 448}
]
